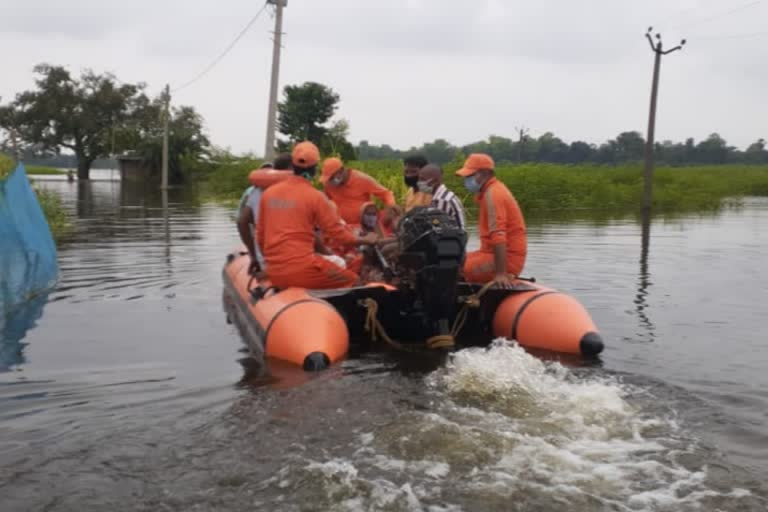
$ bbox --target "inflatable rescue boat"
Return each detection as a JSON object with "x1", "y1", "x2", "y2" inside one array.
[{"x1": 223, "y1": 177, "x2": 604, "y2": 371}]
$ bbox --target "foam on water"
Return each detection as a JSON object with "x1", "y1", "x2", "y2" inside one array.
[{"x1": 260, "y1": 340, "x2": 759, "y2": 511}]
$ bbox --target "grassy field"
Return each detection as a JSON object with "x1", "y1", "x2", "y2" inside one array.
[
  {"x1": 1, "y1": 154, "x2": 70, "y2": 239},
  {"x1": 26, "y1": 166, "x2": 66, "y2": 175},
  {"x1": 200, "y1": 157, "x2": 768, "y2": 215}
]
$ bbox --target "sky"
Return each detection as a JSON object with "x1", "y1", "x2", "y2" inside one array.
[{"x1": 2, "y1": 0, "x2": 767, "y2": 154}]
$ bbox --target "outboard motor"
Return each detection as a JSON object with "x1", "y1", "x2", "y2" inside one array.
[{"x1": 396, "y1": 207, "x2": 467, "y2": 346}]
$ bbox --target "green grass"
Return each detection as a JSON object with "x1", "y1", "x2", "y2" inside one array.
[
  {"x1": 196, "y1": 157, "x2": 768, "y2": 216},
  {"x1": 1, "y1": 154, "x2": 70, "y2": 239},
  {"x1": 26, "y1": 166, "x2": 65, "y2": 175}
]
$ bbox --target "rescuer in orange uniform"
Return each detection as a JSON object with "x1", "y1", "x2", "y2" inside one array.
[
  {"x1": 455, "y1": 153, "x2": 527, "y2": 286},
  {"x1": 257, "y1": 142, "x2": 377, "y2": 289},
  {"x1": 319, "y1": 157, "x2": 396, "y2": 225}
]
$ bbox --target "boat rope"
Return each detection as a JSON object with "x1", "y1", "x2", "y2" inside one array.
[
  {"x1": 358, "y1": 280, "x2": 497, "y2": 351},
  {"x1": 449, "y1": 280, "x2": 496, "y2": 338},
  {"x1": 359, "y1": 298, "x2": 413, "y2": 352}
]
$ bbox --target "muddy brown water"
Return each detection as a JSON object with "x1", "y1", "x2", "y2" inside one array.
[{"x1": 1, "y1": 178, "x2": 767, "y2": 511}]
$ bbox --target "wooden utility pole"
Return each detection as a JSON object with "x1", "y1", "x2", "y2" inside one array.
[
  {"x1": 264, "y1": 0, "x2": 286, "y2": 160},
  {"x1": 161, "y1": 84, "x2": 170, "y2": 190},
  {"x1": 642, "y1": 28, "x2": 685, "y2": 212},
  {"x1": 515, "y1": 126, "x2": 528, "y2": 164}
]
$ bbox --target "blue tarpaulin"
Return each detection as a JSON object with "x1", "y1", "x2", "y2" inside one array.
[{"x1": 0, "y1": 162, "x2": 59, "y2": 313}]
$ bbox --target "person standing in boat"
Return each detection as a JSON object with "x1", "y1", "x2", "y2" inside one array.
[
  {"x1": 319, "y1": 157, "x2": 397, "y2": 225},
  {"x1": 403, "y1": 155, "x2": 431, "y2": 212},
  {"x1": 455, "y1": 153, "x2": 527, "y2": 287},
  {"x1": 417, "y1": 164, "x2": 467, "y2": 231},
  {"x1": 237, "y1": 155, "x2": 292, "y2": 274},
  {"x1": 257, "y1": 142, "x2": 378, "y2": 289}
]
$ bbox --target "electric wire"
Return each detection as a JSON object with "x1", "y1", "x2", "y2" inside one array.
[{"x1": 171, "y1": 1, "x2": 270, "y2": 93}]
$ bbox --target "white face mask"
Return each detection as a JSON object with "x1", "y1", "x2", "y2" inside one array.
[
  {"x1": 329, "y1": 172, "x2": 345, "y2": 186},
  {"x1": 416, "y1": 180, "x2": 433, "y2": 194}
]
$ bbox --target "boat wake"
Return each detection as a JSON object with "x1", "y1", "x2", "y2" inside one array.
[{"x1": 259, "y1": 340, "x2": 762, "y2": 511}]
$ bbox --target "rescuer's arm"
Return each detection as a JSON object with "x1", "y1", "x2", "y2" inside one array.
[
  {"x1": 316, "y1": 194, "x2": 377, "y2": 247},
  {"x1": 489, "y1": 190, "x2": 514, "y2": 287},
  {"x1": 237, "y1": 206, "x2": 255, "y2": 259}
]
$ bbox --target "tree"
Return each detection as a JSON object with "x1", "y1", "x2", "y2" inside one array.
[
  {"x1": 568, "y1": 141, "x2": 595, "y2": 163},
  {"x1": 0, "y1": 64, "x2": 149, "y2": 179},
  {"x1": 322, "y1": 119, "x2": 356, "y2": 161},
  {"x1": 614, "y1": 131, "x2": 645, "y2": 161},
  {"x1": 133, "y1": 100, "x2": 210, "y2": 184},
  {"x1": 745, "y1": 138, "x2": 767, "y2": 164},
  {"x1": 277, "y1": 82, "x2": 339, "y2": 151}
]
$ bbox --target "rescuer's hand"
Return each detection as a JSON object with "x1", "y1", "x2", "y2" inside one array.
[
  {"x1": 359, "y1": 232, "x2": 379, "y2": 246},
  {"x1": 492, "y1": 273, "x2": 516, "y2": 289}
]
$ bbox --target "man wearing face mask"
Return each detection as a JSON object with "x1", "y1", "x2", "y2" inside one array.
[
  {"x1": 257, "y1": 142, "x2": 378, "y2": 289},
  {"x1": 403, "y1": 155, "x2": 431, "y2": 212},
  {"x1": 455, "y1": 153, "x2": 527, "y2": 287},
  {"x1": 320, "y1": 157, "x2": 396, "y2": 225},
  {"x1": 417, "y1": 164, "x2": 466, "y2": 231}
]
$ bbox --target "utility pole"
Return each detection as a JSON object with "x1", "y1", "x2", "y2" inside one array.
[
  {"x1": 642, "y1": 27, "x2": 685, "y2": 213},
  {"x1": 515, "y1": 126, "x2": 528, "y2": 164},
  {"x1": 264, "y1": 0, "x2": 286, "y2": 160},
  {"x1": 161, "y1": 84, "x2": 170, "y2": 190}
]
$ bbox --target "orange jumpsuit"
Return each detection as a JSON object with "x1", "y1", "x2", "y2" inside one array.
[
  {"x1": 463, "y1": 177, "x2": 527, "y2": 282},
  {"x1": 258, "y1": 176, "x2": 360, "y2": 289},
  {"x1": 324, "y1": 170, "x2": 395, "y2": 225}
]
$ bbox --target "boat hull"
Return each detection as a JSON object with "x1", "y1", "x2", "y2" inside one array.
[{"x1": 223, "y1": 250, "x2": 604, "y2": 370}]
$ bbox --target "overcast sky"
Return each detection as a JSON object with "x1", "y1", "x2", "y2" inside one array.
[{"x1": 2, "y1": 0, "x2": 767, "y2": 154}]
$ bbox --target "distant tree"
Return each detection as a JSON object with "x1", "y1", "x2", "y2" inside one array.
[
  {"x1": 277, "y1": 82, "x2": 338, "y2": 150},
  {"x1": 745, "y1": 138, "x2": 767, "y2": 164},
  {"x1": 567, "y1": 141, "x2": 595, "y2": 163},
  {"x1": 322, "y1": 119, "x2": 356, "y2": 161},
  {"x1": 133, "y1": 99, "x2": 210, "y2": 184},
  {"x1": 356, "y1": 140, "x2": 401, "y2": 160},
  {"x1": 695, "y1": 133, "x2": 733, "y2": 164},
  {"x1": 0, "y1": 64, "x2": 149, "y2": 179},
  {"x1": 614, "y1": 131, "x2": 645, "y2": 161},
  {"x1": 416, "y1": 138, "x2": 458, "y2": 164},
  {"x1": 536, "y1": 132, "x2": 569, "y2": 163}
]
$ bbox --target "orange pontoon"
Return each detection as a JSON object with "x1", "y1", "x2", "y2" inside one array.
[{"x1": 223, "y1": 206, "x2": 604, "y2": 370}]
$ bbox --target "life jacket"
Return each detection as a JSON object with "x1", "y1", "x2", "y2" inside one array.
[{"x1": 248, "y1": 168, "x2": 293, "y2": 189}]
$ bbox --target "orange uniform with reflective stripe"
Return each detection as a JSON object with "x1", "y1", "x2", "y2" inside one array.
[
  {"x1": 258, "y1": 176, "x2": 359, "y2": 289},
  {"x1": 463, "y1": 177, "x2": 527, "y2": 282},
  {"x1": 324, "y1": 170, "x2": 395, "y2": 224}
]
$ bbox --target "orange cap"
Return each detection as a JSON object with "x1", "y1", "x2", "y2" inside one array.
[
  {"x1": 320, "y1": 157, "x2": 344, "y2": 184},
  {"x1": 455, "y1": 153, "x2": 495, "y2": 177},
  {"x1": 292, "y1": 141, "x2": 320, "y2": 168}
]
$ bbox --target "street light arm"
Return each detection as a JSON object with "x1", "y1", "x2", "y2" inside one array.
[{"x1": 662, "y1": 46, "x2": 683, "y2": 54}]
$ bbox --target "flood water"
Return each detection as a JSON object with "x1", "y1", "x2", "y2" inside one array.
[{"x1": 1, "y1": 177, "x2": 767, "y2": 511}]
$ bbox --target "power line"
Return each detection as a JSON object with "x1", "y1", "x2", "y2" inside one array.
[
  {"x1": 171, "y1": 2, "x2": 269, "y2": 93},
  {"x1": 669, "y1": 0, "x2": 764, "y2": 31}
]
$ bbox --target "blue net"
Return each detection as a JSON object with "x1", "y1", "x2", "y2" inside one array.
[{"x1": 0, "y1": 162, "x2": 59, "y2": 313}]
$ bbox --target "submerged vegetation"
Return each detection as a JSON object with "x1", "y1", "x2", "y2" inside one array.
[
  {"x1": 199, "y1": 157, "x2": 768, "y2": 216},
  {"x1": 1, "y1": 154, "x2": 70, "y2": 239}
]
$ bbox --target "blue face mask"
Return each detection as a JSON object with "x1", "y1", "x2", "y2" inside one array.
[
  {"x1": 362, "y1": 214, "x2": 378, "y2": 228},
  {"x1": 464, "y1": 175, "x2": 482, "y2": 193}
]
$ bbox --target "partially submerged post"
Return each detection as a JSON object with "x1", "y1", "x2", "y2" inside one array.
[
  {"x1": 642, "y1": 28, "x2": 685, "y2": 213},
  {"x1": 161, "y1": 84, "x2": 171, "y2": 190}
]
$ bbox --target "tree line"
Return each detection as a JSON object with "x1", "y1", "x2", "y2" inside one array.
[
  {"x1": 357, "y1": 132, "x2": 768, "y2": 166},
  {"x1": 0, "y1": 64, "x2": 208, "y2": 181},
  {"x1": 3, "y1": 69, "x2": 766, "y2": 182}
]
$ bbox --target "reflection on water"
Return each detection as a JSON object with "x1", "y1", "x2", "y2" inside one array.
[
  {"x1": 635, "y1": 211, "x2": 656, "y2": 342},
  {"x1": 1, "y1": 179, "x2": 767, "y2": 511}
]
